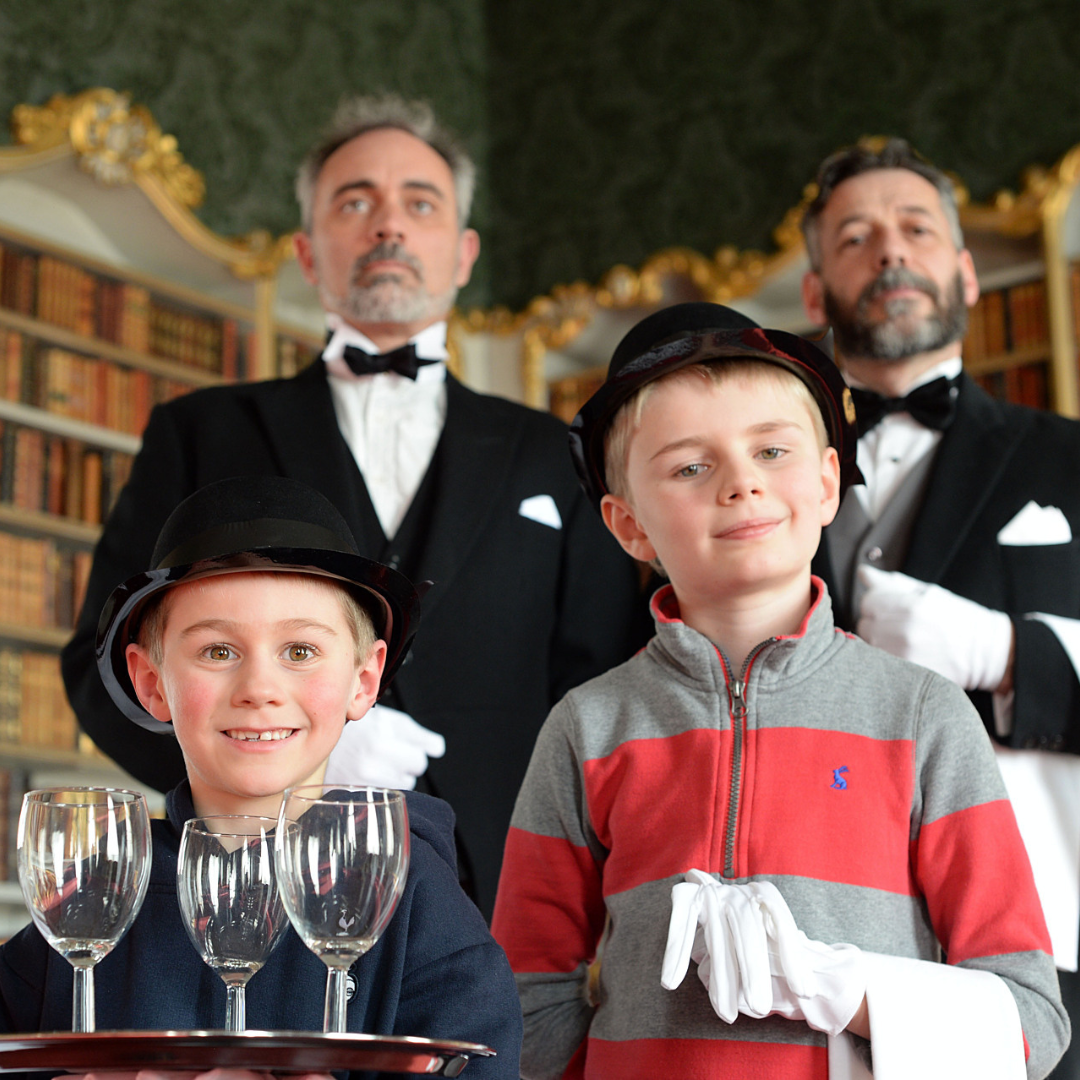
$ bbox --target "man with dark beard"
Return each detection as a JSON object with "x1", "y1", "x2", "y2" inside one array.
[
  {"x1": 802, "y1": 138, "x2": 1080, "y2": 1079},
  {"x1": 60, "y1": 95, "x2": 644, "y2": 921}
]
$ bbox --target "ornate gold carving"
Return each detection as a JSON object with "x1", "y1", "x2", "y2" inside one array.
[
  {"x1": 13, "y1": 88, "x2": 205, "y2": 208},
  {"x1": 225, "y1": 230, "x2": 296, "y2": 281},
  {"x1": 9, "y1": 95, "x2": 76, "y2": 152},
  {"x1": 3, "y1": 89, "x2": 294, "y2": 282},
  {"x1": 463, "y1": 202, "x2": 809, "y2": 407}
]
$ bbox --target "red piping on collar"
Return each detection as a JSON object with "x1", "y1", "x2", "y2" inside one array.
[
  {"x1": 774, "y1": 576, "x2": 825, "y2": 642},
  {"x1": 651, "y1": 584, "x2": 683, "y2": 624}
]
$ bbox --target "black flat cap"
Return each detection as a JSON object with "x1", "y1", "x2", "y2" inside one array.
[{"x1": 568, "y1": 302, "x2": 861, "y2": 507}]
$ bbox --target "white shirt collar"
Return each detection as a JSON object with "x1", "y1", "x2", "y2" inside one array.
[
  {"x1": 322, "y1": 316, "x2": 448, "y2": 384},
  {"x1": 844, "y1": 353, "x2": 963, "y2": 395}
]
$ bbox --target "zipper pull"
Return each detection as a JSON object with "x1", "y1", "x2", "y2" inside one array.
[{"x1": 730, "y1": 677, "x2": 747, "y2": 720}]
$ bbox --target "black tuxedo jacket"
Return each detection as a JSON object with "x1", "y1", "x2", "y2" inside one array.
[
  {"x1": 61, "y1": 362, "x2": 645, "y2": 918},
  {"x1": 814, "y1": 373, "x2": 1080, "y2": 753}
]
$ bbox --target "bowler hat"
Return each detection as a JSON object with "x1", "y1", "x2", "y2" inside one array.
[
  {"x1": 96, "y1": 475, "x2": 421, "y2": 732},
  {"x1": 568, "y1": 302, "x2": 861, "y2": 507}
]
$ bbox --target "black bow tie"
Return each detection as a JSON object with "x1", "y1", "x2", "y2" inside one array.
[
  {"x1": 849, "y1": 376, "x2": 960, "y2": 436},
  {"x1": 338, "y1": 342, "x2": 436, "y2": 380}
]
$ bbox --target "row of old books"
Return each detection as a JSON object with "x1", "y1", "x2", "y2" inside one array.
[
  {"x1": 963, "y1": 278, "x2": 1049, "y2": 364},
  {"x1": 276, "y1": 335, "x2": 321, "y2": 379},
  {"x1": 973, "y1": 361, "x2": 1050, "y2": 410},
  {"x1": 1, "y1": 328, "x2": 192, "y2": 435},
  {"x1": 0, "y1": 767, "x2": 28, "y2": 882},
  {"x1": 0, "y1": 419, "x2": 133, "y2": 527},
  {"x1": 150, "y1": 300, "x2": 247, "y2": 377},
  {"x1": 0, "y1": 534, "x2": 91, "y2": 632},
  {"x1": 0, "y1": 239, "x2": 250, "y2": 377},
  {"x1": 547, "y1": 352, "x2": 1052, "y2": 423},
  {"x1": 0, "y1": 649, "x2": 78, "y2": 752},
  {"x1": 548, "y1": 368, "x2": 605, "y2": 424},
  {"x1": 1070, "y1": 264, "x2": 1080, "y2": 376}
]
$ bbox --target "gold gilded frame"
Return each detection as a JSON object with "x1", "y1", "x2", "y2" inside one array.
[
  {"x1": 0, "y1": 88, "x2": 295, "y2": 379},
  {"x1": 456, "y1": 196, "x2": 809, "y2": 409}
]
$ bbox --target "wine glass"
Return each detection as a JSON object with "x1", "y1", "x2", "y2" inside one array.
[
  {"x1": 17, "y1": 787, "x2": 151, "y2": 1033},
  {"x1": 176, "y1": 815, "x2": 288, "y2": 1032},
  {"x1": 275, "y1": 785, "x2": 409, "y2": 1032}
]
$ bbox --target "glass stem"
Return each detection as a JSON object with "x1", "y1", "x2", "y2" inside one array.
[
  {"x1": 225, "y1": 982, "x2": 246, "y2": 1033},
  {"x1": 323, "y1": 968, "x2": 349, "y2": 1033},
  {"x1": 72, "y1": 965, "x2": 95, "y2": 1033}
]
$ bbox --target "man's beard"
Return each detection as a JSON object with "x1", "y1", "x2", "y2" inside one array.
[
  {"x1": 824, "y1": 267, "x2": 968, "y2": 362},
  {"x1": 321, "y1": 241, "x2": 459, "y2": 325}
]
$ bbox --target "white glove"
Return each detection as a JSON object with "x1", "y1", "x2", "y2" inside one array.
[
  {"x1": 754, "y1": 888, "x2": 866, "y2": 1036},
  {"x1": 324, "y1": 704, "x2": 445, "y2": 790},
  {"x1": 856, "y1": 566, "x2": 1013, "y2": 691},
  {"x1": 661, "y1": 871, "x2": 865, "y2": 1036},
  {"x1": 661, "y1": 869, "x2": 774, "y2": 1021}
]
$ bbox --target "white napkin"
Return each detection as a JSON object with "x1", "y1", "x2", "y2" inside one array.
[
  {"x1": 518, "y1": 494, "x2": 562, "y2": 529},
  {"x1": 997, "y1": 501, "x2": 1072, "y2": 545},
  {"x1": 828, "y1": 952, "x2": 1025, "y2": 1080},
  {"x1": 997, "y1": 609, "x2": 1080, "y2": 972},
  {"x1": 995, "y1": 744, "x2": 1080, "y2": 971}
]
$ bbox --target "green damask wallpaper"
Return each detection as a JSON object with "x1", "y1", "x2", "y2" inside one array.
[
  {"x1": 486, "y1": 0, "x2": 1080, "y2": 307},
  {"x1": 2, "y1": 0, "x2": 1080, "y2": 310}
]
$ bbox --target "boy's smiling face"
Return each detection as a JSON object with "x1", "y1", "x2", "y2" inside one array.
[
  {"x1": 126, "y1": 572, "x2": 385, "y2": 817},
  {"x1": 602, "y1": 369, "x2": 841, "y2": 626}
]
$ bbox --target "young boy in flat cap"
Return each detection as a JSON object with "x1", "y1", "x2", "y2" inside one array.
[
  {"x1": 491, "y1": 303, "x2": 1067, "y2": 1079},
  {"x1": 0, "y1": 476, "x2": 522, "y2": 1078}
]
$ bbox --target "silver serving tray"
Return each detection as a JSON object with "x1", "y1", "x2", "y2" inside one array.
[{"x1": 0, "y1": 1030, "x2": 495, "y2": 1076}]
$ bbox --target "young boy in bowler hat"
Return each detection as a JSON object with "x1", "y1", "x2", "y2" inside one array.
[
  {"x1": 0, "y1": 476, "x2": 522, "y2": 1079},
  {"x1": 491, "y1": 304, "x2": 1066, "y2": 1079}
]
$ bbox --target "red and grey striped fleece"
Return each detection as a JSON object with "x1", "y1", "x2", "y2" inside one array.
[{"x1": 492, "y1": 580, "x2": 1068, "y2": 1080}]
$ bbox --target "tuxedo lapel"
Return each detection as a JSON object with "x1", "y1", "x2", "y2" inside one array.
[
  {"x1": 249, "y1": 362, "x2": 381, "y2": 550},
  {"x1": 411, "y1": 376, "x2": 526, "y2": 618},
  {"x1": 903, "y1": 374, "x2": 1032, "y2": 583}
]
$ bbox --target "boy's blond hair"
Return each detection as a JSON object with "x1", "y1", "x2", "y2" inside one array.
[
  {"x1": 603, "y1": 358, "x2": 830, "y2": 502},
  {"x1": 137, "y1": 571, "x2": 378, "y2": 667}
]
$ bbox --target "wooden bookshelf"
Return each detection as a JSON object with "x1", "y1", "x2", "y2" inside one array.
[
  {"x1": 0, "y1": 88, "x2": 312, "y2": 807},
  {"x1": 0, "y1": 503, "x2": 102, "y2": 546},
  {"x1": 0, "y1": 397, "x2": 139, "y2": 453},
  {"x1": 0, "y1": 229, "x2": 222, "y2": 777},
  {"x1": 0, "y1": 228, "x2": 254, "y2": 382},
  {"x1": 0, "y1": 625, "x2": 71, "y2": 650},
  {"x1": 275, "y1": 324, "x2": 322, "y2": 379},
  {"x1": 0, "y1": 308, "x2": 224, "y2": 387}
]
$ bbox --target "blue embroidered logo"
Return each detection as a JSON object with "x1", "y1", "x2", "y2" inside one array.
[{"x1": 830, "y1": 766, "x2": 849, "y2": 790}]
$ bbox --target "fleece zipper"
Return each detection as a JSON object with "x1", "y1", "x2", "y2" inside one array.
[{"x1": 716, "y1": 640, "x2": 774, "y2": 880}]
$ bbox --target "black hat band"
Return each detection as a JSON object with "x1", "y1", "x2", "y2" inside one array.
[{"x1": 156, "y1": 517, "x2": 354, "y2": 569}]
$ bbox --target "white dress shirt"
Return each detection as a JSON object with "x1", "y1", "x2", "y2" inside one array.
[
  {"x1": 322, "y1": 316, "x2": 448, "y2": 539},
  {"x1": 849, "y1": 355, "x2": 962, "y2": 522}
]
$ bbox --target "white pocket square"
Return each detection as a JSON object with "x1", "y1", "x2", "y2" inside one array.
[
  {"x1": 519, "y1": 494, "x2": 562, "y2": 530},
  {"x1": 997, "y1": 500, "x2": 1072, "y2": 546}
]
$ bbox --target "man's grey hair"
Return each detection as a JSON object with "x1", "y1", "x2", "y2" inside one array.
[
  {"x1": 295, "y1": 93, "x2": 476, "y2": 231},
  {"x1": 801, "y1": 137, "x2": 964, "y2": 271}
]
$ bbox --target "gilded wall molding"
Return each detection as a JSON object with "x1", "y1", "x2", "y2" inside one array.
[
  {"x1": 462, "y1": 194, "x2": 811, "y2": 407},
  {"x1": 1, "y1": 89, "x2": 290, "y2": 280}
]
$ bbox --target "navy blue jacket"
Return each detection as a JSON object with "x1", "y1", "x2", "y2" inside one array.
[{"x1": 0, "y1": 783, "x2": 522, "y2": 1079}]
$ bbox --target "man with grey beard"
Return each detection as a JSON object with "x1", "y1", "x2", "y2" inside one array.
[
  {"x1": 803, "y1": 138, "x2": 1080, "y2": 1078},
  {"x1": 61, "y1": 95, "x2": 644, "y2": 921}
]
